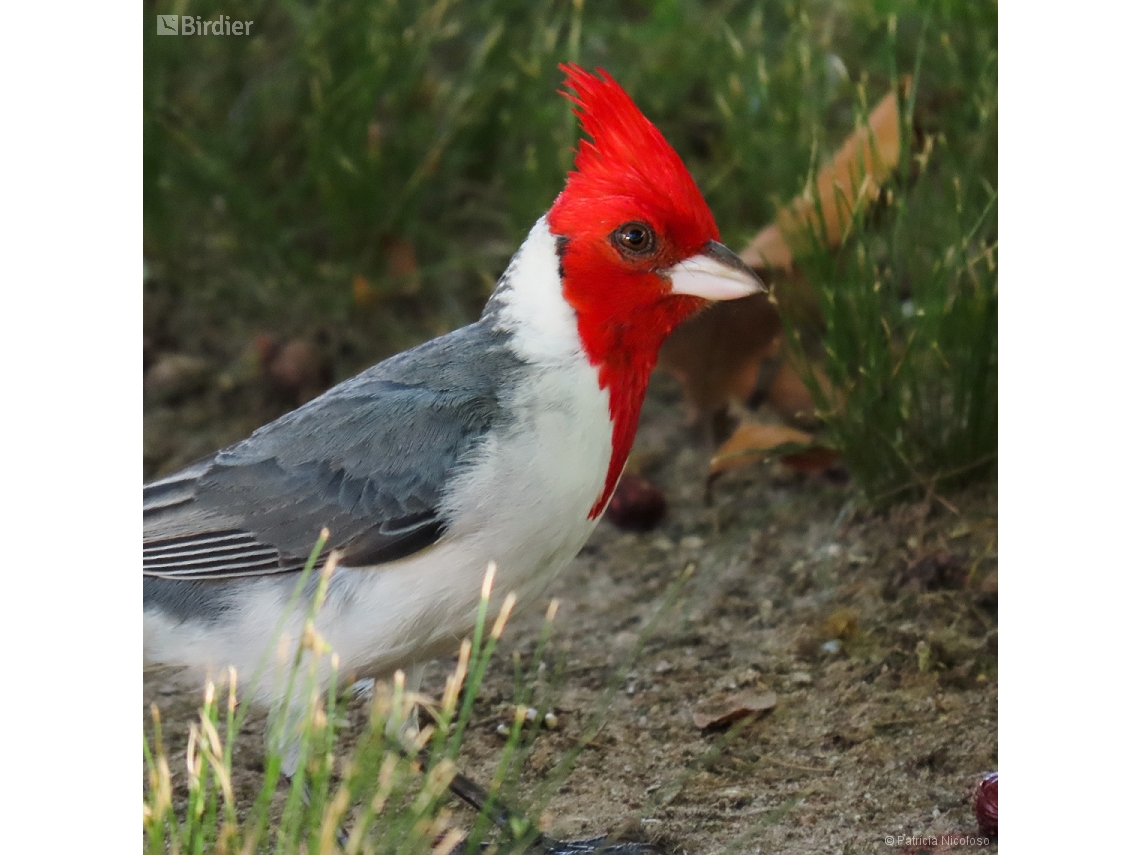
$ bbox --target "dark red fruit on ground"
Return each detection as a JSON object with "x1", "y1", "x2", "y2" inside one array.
[
  {"x1": 605, "y1": 474, "x2": 667, "y2": 532},
  {"x1": 973, "y1": 771, "x2": 997, "y2": 838}
]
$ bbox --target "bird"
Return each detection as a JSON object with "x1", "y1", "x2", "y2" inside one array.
[{"x1": 144, "y1": 64, "x2": 764, "y2": 799}]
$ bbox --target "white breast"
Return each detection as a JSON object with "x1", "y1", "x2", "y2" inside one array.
[{"x1": 307, "y1": 217, "x2": 614, "y2": 678}]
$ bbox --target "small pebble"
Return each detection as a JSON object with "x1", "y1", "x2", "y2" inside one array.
[
  {"x1": 543, "y1": 712, "x2": 559, "y2": 729},
  {"x1": 790, "y1": 671, "x2": 813, "y2": 685},
  {"x1": 679, "y1": 535, "x2": 704, "y2": 550},
  {"x1": 821, "y1": 639, "x2": 843, "y2": 655}
]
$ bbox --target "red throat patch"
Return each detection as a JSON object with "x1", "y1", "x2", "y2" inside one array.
[
  {"x1": 578, "y1": 295, "x2": 703, "y2": 520},
  {"x1": 548, "y1": 65, "x2": 721, "y2": 519}
]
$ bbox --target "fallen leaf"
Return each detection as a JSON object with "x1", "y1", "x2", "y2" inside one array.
[
  {"x1": 692, "y1": 691, "x2": 777, "y2": 730},
  {"x1": 740, "y1": 221, "x2": 794, "y2": 274},
  {"x1": 765, "y1": 358, "x2": 828, "y2": 427},
  {"x1": 709, "y1": 421, "x2": 827, "y2": 477},
  {"x1": 780, "y1": 446, "x2": 842, "y2": 475},
  {"x1": 658, "y1": 294, "x2": 784, "y2": 418},
  {"x1": 740, "y1": 81, "x2": 906, "y2": 269}
]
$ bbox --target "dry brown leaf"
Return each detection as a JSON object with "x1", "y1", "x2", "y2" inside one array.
[
  {"x1": 658, "y1": 294, "x2": 784, "y2": 417},
  {"x1": 767, "y1": 351, "x2": 846, "y2": 431},
  {"x1": 740, "y1": 221, "x2": 795, "y2": 273},
  {"x1": 709, "y1": 421, "x2": 815, "y2": 477},
  {"x1": 692, "y1": 691, "x2": 778, "y2": 730},
  {"x1": 709, "y1": 420, "x2": 841, "y2": 479},
  {"x1": 780, "y1": 446, "x2": 842, "y2": 475},
  {"x1": 740, "y1": 82, "x2": 905, "y2": 270},
  {"x1": 766, "y1": 359, "x2": 820, "y2": 426}
]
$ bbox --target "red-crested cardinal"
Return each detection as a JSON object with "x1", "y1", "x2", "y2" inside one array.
[{"x1": 144, "y1": 65, "x2": 763, "y2": 730}]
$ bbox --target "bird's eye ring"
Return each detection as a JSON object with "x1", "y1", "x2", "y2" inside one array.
[{"x1": 612, "y1": 222, "x2": 656, "y2": 255}]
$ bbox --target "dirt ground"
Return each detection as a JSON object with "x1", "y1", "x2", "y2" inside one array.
[{"x1": 144, "y1": 364, "x2": 998, "y2": 854}]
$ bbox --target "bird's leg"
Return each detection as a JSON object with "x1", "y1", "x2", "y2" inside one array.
[
  {"x1": 433, "y1": 755, "x2": 665, "y2": 855},
  {"x1": 273, "y1": 726, "x2": 661, "y2": 853},
  {"x1": 434, "y1": 756, "x2": 526, "y2": 835}
]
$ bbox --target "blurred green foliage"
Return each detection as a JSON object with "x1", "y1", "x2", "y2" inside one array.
[
  {"x1": 144, "y1": 0, "x2": 996, "y2": 501},
  {"x1": 145, "y1": 0, "x2": 937, "y2": 323}
]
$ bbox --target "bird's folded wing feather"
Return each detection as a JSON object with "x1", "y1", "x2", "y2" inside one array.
[{"x1": 144, "y1": 324, "x2": 520, "y2": 580}]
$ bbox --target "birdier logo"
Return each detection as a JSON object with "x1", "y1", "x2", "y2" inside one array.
[{"x1": 156, "y1": 14, "x2": 254, "y2": 36}]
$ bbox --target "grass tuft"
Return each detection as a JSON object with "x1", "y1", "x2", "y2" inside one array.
[
  {"x1": 144, "y1": 545, "x2": 704, "y2": 851},
  {"x1": 783, "y1": 2, "x2": 997, "y2": 503}
]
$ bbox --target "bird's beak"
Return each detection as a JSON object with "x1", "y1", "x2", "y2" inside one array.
[{"x1": 664, "y1": 240, "x2": 766, "y2": 301}]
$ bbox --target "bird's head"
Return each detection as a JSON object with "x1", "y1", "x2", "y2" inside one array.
[
  {"x1": 546, "y1": 65, "x2": 764, "y2": 518},
  {"x1": 548, "y1": 64, "x2": 765, "y2": 366}
]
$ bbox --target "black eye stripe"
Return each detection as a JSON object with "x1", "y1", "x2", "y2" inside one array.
[{"x1": 611, "y1": 221, "x2": 656, "y2": 255}]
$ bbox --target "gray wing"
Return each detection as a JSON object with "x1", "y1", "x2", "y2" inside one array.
[{"x1": 143, "y1": 322, "x2": 522, "y2": 581}]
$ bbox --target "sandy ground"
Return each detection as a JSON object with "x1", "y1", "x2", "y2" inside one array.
[{"x1": 144, "y1": 372, "x2": 997, "y2": 854}]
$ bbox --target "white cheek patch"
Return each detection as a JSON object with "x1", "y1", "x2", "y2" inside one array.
[{"x1": 491, "y1": 216, "x2": 585, "y2": 363}]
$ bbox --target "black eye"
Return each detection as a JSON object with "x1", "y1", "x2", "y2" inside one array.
[{"x1": 612, "y1": 221, "x2": 655, "y2": 255}]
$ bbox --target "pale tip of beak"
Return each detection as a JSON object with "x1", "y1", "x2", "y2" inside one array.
[{"x1": 665, "y1": 241, "x2": 766, "y2": 301}]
